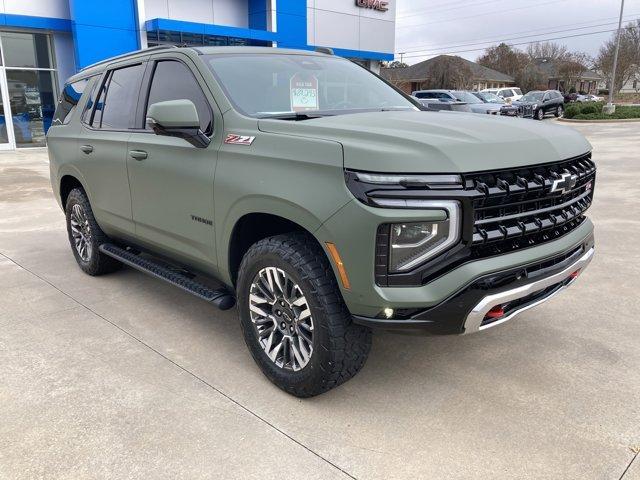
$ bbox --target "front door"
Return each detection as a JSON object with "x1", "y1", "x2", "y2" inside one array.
[{"x1": 126, "y1": 56, "x2": 220, "y2": 270}]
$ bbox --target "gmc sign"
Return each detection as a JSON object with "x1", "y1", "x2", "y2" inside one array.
[{"x1": 355, "y1": 0, "x2": 389, "y2": 12}]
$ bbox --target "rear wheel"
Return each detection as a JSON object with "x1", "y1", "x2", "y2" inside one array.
[
  {"x1": 555, "y1": 105, "x2": 564, "y2": 117},
  {"x1": 237, "y1": 233, "x2": 371, "y2": 397},
  {"x1": 65, "y1": 188, "x2": 121, "y2": 276},
  {"x1": 536, "y1": 108, "x2": 545, "y2": 120}
]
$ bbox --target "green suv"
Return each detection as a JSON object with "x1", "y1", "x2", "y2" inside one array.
[{"x1": 47, "y1": 46, "x2": 595, "y2": 397}]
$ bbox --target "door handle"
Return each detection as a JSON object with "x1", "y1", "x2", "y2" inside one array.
[
  {"x1": 80, "y1": 145, "x2": 93, "y2": 154},
  {"x1": 129, "y1": 150, "x2": 148, "y2": 161}
]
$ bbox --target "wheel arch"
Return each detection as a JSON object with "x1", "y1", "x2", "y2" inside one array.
[
  {"x1": 226, "y1": 211, "x2": 331, "y2": 288},
  {"x1": 59, "y1": 174, "x2": 86, "y2": 208}
]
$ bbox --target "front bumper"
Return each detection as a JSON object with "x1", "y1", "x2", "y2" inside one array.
[{"x1": 352, "y1": 235, "x2": 594, "y2": 335}]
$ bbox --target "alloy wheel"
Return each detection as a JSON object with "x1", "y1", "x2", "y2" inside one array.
[
  {"x1": 249, "y1": 267, "x2": 314, "y2": 371},
  {"x1": 70, "y1": 203, "x2": 93, "y2": 262}
]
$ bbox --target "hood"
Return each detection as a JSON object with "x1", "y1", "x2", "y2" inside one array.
[{"x1": 258, "y1": 110, "x2": 591, "y2": 173}]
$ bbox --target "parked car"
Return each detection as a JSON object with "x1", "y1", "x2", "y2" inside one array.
[
  {"x1": 480, "y1": 87, "x2": 523, "y2": 102},
  {"x1": 499, "y1": 103, "x2": 534, "y2": 118},
  {"x1": 412, "y1": 90, "x2": 472, "y2": 112},
  {"x1": 472, "y1": 91, "x2": 504, "y2": 104},
  {"x1": 413, "y1": 90, "x2": 500, "y2": 114},
  {"x1": 513, "y1": 90, "x2": 565, "y2": 120},
  {"x1": 575, "y1": 94, "x2": 590, "y2": 103},
  {"x1": 47, "y1": 46, "x2": 596, "y2": 397},
  {"x1": 564, "y1": 92, "x2": 579, "y2": 103},
  {"x1": 582, "y1": 94, "x2": 603, "y2": 102}
]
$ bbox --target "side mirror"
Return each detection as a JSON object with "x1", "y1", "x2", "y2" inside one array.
[{"x1": 146, "y1": 99, "x2": 210, "y2": 148}]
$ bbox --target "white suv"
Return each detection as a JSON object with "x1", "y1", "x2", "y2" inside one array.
[{"x1": 481, "y1": 87, "x2": 523, "y2": 102}]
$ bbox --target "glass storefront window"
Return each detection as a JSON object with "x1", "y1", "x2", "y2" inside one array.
[
  {"x1": 0, "y1": 84, "x2": 9, "y2": 144},
  {"x1": 1, "y1": 32, "x2": 53, "y2": 69},
  {"x1": 6, "y1": 70, "x2": 56, "y2": 147}
]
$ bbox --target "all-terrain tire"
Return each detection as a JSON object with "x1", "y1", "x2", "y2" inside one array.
[
  {"x1": 237, "y1": 233, "x2": 372, "y2": 397},
  {"x1": 65, "y1": 188, "x2": 121, "y2": 276}
]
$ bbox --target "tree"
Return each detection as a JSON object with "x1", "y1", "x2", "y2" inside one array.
[
  {"x1": 516, "y1": 63, "x2": 547, "y2": 92},
  {"x1": 425, "y1": 56, "x2": 473, "y2": 89},
  {"x1": 594, "y1": 20, "x2": 640, "y2": 94},
  {"x1": 477, "y1": 43, "x2": 528, "y2": 78},
  {"x1": 385, "y1": 60, "x2": 409, "y2": 69},
  {"x1": 556, "y1": 52, "x2": 593, "y2": 91},
  {"x1": 526, "y1": 42, "x2": 569, "y2": 61}
]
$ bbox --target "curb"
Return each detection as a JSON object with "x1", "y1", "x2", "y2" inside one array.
[{"x1": 558, "y1": 117, "x2": 640, "y2": 123}]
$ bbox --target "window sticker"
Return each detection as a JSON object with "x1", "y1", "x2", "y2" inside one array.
[{"x1": 290, "y1": 73, "x2": 319, "y2": 112}]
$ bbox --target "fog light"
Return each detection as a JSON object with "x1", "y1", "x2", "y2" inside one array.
[{"x1": 383, "y1": 308, "x2": 394, "y2": 318}]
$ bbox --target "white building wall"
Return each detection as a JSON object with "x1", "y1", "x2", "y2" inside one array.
[
  {"x1": 0, "y1": 0, "x2": 70, "y2": 19},
  {"x1": 143, "y1": 0, "x2": 248, "y2": 27},
  {"x1": 308, "y1": 0, "x2": 396, "y2": 54}
]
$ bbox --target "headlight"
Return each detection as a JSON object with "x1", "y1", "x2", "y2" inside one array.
[
  {"x1": 387, "y1": 200, "x2": 461, "y2": 272},
  {"x1": 532, "y1": 103, "x2": 538, "y2": 109}
]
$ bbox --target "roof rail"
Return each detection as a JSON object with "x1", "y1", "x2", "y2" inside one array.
[{"x1": 80, "y1": 45, "x2": 179, "y2": 72}]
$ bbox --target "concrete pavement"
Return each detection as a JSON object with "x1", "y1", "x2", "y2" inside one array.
[{"x1": 1, "y1": 122, "x2": 639, "y2": 479}]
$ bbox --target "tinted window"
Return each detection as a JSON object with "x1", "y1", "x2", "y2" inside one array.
[
  {"x1": 415, "y1": 92, "x2": 433, "y2": 98},
  {"x1": 500, "y1": 89, "x2": 513, "y2": 97},
  {"x1": 96, "y1": 64, "x2": 145, "y2": 129},
  {"x1": 146, "y1": 61, "x2": 212, "y2": 134},
  {"x1": 53, "y1": 78, "x2": 89, "y2": 125}
]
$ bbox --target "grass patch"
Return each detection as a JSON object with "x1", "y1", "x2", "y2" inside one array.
[{"x1": 563, "y1": 102, "x2": 640, "y2": 120}]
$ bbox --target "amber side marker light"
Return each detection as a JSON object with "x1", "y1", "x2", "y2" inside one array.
[{"x1": 325, "y1": 242, "x2": 351, "y2": 290}]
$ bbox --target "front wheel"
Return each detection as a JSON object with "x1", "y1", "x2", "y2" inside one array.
[
  {"x1": 237, "y1": 233, "x2": 372, "y2": 397},
  {"x1": 555, "y1": 105, "x2": 564, "y2": 117},
  {"x1": 536, "y1": 108, "x2": 545, "y2": 120}
]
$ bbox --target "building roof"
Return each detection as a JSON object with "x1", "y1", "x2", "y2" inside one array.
[
  {"x1": 533, "y1": 58, "x2": 602, "y2": 81},
  {"x1": 381, "y1": 55, "x2": 515, "y2": 83}
]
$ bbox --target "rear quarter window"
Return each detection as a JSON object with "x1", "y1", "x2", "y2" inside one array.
[{"x1": 52, "y1": 78, "x2": 89, "y2": 125}]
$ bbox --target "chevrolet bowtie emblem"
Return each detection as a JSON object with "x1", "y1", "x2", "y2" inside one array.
[{"x1": 550, "y1": 172, "x2": 578, "y2": 194}]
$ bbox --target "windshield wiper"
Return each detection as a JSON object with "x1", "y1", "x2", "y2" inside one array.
[{"x1": 256, "y1": 112, "x2": 331, "y2": 121}]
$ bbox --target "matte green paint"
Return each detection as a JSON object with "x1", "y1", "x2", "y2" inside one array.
[
  {"x1": 47, "y1": 47, "x2": 595, "y2": 320},
  {"x1": 147, "y1": 99, "x2": 201, "y2": 128}
]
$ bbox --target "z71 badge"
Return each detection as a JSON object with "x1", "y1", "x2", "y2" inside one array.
[{"x1": 224, "y1": 134, "x2": 255, "y2": 146}]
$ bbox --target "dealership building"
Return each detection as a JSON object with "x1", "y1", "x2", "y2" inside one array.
[{"x1": 0, "y1": 0, "x2": 396, "y2": 149}]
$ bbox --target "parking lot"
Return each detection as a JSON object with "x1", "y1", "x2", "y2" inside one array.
[{"x1": 0, "y1": 121, "x2": 639, "y2": 479}]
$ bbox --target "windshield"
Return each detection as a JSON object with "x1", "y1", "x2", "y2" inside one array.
[
  {"x1": 477, "y1": 92, "x2": 503, "y2": 103},
  {"x1": 203, "y1": 53, "x2": 417, "y2": 117},
  {"x1": 452, "y1": 91, "x2": 483, "y2": 104},
  {"x1": 521, "y1": 91, "x2": 544, "y2": 102}
]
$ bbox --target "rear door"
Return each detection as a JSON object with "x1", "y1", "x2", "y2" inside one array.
[
  {"x1": 126, "y1": 54, "x2": 221, "y2": 270},
  {"x1": 78, "y1": 59, "x2": 147, "y2": 236}
]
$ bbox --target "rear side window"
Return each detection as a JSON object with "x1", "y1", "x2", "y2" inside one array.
[
  {"x1": 53, "y1": 78, "x2": 89, "y2": 125},
  {"x1": 146, "y1": 60, "x2": 213, "y2": 135},
  {"x1": 91, "y1": 63, "x2": 145, "y2": 129},
  {"x1": 415, "y1": 92, "x2": 433, "y2": 99}
]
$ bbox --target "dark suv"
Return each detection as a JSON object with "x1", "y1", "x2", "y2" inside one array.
[{"x1": 514, "y1": 90, "x2": 565, "y2": 120}]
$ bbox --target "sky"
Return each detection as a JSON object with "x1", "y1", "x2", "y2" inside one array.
[{"x1": 395, "y1": 0, "x2": 640, "y2": 65}]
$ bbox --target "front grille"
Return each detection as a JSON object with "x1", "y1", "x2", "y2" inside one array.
[
  {"x1": 518, "y1": 105, "x2": 533, "y2": 117},
  {"x1": 465, "y1": 153, "x2": 595, "y2": 260}
]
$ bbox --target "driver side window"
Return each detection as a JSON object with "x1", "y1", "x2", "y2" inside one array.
[{"x1": 146, "y1": 60, "x2": 213, "y2": 135}]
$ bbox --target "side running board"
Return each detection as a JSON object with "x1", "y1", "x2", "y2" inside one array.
[{"x1": 99, "y1": 243, "x2": 235, "y2": 310}]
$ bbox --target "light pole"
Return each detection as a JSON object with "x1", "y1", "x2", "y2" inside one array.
[{"x1": 605, "y1": 0, "x2": 625, "y2": 114}]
